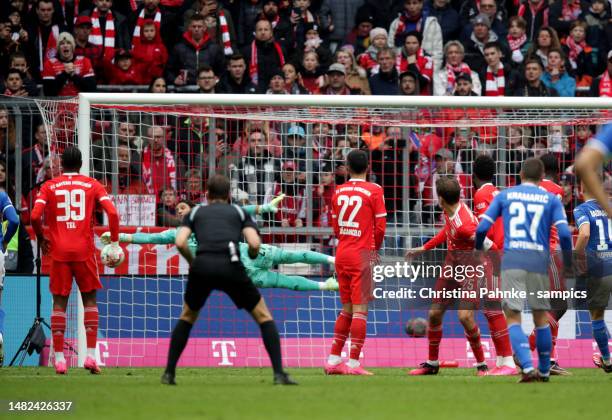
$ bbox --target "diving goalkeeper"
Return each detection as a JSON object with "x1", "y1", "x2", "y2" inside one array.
[{"x1": 101, "y1": 197, "x2": 338, "y2": 292}]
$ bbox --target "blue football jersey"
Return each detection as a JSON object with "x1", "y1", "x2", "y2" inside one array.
[
  {"x1": 481, "y1": 183, "x2": 568, "y2": 273},
  {"x1": 587, "y1": 122, "x2": 612, "y2": 158},
  {"x1": 0, "y1": 191, "x2": 19, "y2": 252},
  {"x1": 573, "y1": 199, "x2": 612, "y2": 278}
]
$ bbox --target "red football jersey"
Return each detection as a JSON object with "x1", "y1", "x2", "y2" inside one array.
[
  {"x1": 331, "y1": 179, "x2": 387, "y2": 258},
  {"x1": 424, "y1": 202, "x2": 478, "y2": 251},
  {"x1": 35, "y1": 173, "x2": 111, "y2": 262},
  {"x1": 473, "y1": 183, "x2": 504, "y2": 249},
  {"x1": 539, "y1": 179, "x2": 564, "y2": 250},
  {"x1": 42, "y1": 56, "x2": 95, "y2": 97}
]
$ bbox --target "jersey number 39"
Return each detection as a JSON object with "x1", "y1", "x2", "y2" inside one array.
[{"x1": 56, "y1": 189, "x2": 86, "y2": 226}]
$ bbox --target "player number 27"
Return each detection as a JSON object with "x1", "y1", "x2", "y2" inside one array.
[
  {"x1": 56, "y1": 189, "x2": 86, "y2": 222},
  {"x1": 337, "y1": 195, "x2": 362, "y2": 228},
  {"x1": 508, "y1": 202, "x2": 544, "y2": 241}
]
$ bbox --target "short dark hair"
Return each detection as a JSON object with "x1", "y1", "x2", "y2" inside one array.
[
  {"x1": 521, "y1": 158, "x2": 544, "y2": 182},
  {"x1": 473, "y1": 154, "x2": 496, "y2": 182},
  {"x1": 61, "y1": 146, "x2": 82, "y2": 172},
  {"x1": 524, "y1": 57, "x2": 543, "y2": 70},
  {"x1": 539, "y1": 153, "x2": 559, "y2": 176},
  {"x1": 9, "y1": 51, "x2": 27, "y2": 64},
  {"x1": 435, "y1": 176, "x2": 461, "y2": 205},
  {"x1": 207, "y1": 174, "x2": 231, "y2": 200},
  {"x1": 346, "y1": 149, "x2": 368, "y2": 174},
  {"x1": 5, "y1": 68, "x2": 23, "y2": 80},
  {"x1": 197, "y1": 65, "x2": 214, "y2": 76},
  {"x1": 229, "y1": 53, "x2": 246, "y2": 64},
  {"x1": 189, "y1": 13, "x2": 205, "y2": 24},
  {"x1": 483, "y1": 41, "x2": 502, "y2": 53},
  {"x1": 177, "y1": 199, "x2": 195, "y2": 209}
]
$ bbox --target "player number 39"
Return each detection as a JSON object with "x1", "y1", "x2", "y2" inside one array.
[{"x1": 56, "y1": 189, "x2": 86, "y2": 224}]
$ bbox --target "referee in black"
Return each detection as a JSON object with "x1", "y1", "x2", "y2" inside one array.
[{"x1": 161, "y1": 174, "x2": 297, "y2": 385}]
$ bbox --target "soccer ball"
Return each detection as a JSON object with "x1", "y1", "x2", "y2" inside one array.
[
  {"x1": 405, "y1": 317, "x2": 428, "y2": 337},
  {"x1": 100, "y1": 244, "x2": 125, "y2": 268}
]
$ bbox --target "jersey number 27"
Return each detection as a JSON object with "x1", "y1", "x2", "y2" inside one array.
[{"x1": 509, "y1": 202, "x2": 544, "y2": 241}]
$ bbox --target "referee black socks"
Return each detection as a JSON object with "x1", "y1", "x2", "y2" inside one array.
[
  {"x1": 165, "y1": 319, "x2": 193, "y2": 376},
  {"x1": 259, "y1": 320, "x2": 283, "y2": 375}
]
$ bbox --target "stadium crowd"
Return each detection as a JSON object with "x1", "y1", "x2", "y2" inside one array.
[{"x1": 0, "y1": 0, "x2": 611, "y2": 274}]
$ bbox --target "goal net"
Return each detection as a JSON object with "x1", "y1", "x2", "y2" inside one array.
[{"x1": 35, "y1": 94, "x2": 612, "y2": 368}]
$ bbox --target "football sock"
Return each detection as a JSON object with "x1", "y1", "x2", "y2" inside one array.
[
  {"x1": 349, "y1": 312, "x2": 367, "y2": 365},
  {"x1": 547, "y1": 312, "x2": 560, "y2": 360},
  {"x1": 329, "y1": 311, "x2": 352, "y2": 361},
  {"x1": 51, "y1": 308, "x2": 66, "y2": 362},
  {"x1": 165, "y1": 319, "x2": 193, "y2": 375},
  {"x1": 592, "y1": 319, "x2": 610, "y2": 362},
  {"x1": 508, "y1": 323, "x2": 533, "y2": 372},
  {"x1": 465, "y1": 326, "x2": 485, "y2": 363},
  {"x1": 484, "y1": 310, "x2": 512, "y2": 358},
  {"x1": 427, "y1": 322, "x2": 443, "y2": 361},
  {"x1": 259, "y1": 320, "x2": 283, "y2": 375},
  {"x1": 501, "y1": 356, "x2": 516, "y2": 368},
  {"x1": 535, "y1": 325, "x2": 552, "y2": 375},
  {"x1": 84, "y1": 305, "x2": 99, "y2": 358},
  {"x1": 0, "y1": 307, "x2": 4, "y2": 335}
]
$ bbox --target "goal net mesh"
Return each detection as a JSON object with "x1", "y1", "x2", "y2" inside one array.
[{"x1": 35, "y1": 97, "x2": 612, "y2": 368}]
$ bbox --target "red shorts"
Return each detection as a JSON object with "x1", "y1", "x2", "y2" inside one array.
[
  {"x1": 50, "y1": 256, "x2": 102, "y2": 296},
  {"x1": 479, "y1": 256, "x2": 502, "y2": 302},
  {"x1": 336, "y1": 260, "x2": 373, "y2": 305},
  {"x1": 549, "y1": 252, "x2": 566, "y2": 292}
]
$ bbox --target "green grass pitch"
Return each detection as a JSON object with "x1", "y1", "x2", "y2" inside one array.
[{"x1": 1, "y1": 367, "x2": 610, "y2": 419}]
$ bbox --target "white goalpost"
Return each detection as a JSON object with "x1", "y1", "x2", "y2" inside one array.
[{"x1": 34, "y1": 93, "x2": 611, "y2": 368}]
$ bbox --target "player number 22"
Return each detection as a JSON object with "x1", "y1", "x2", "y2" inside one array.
[
  {"x1": 509, "y1": 202, "x2": 544, "y2": 241},
  {"x1": 337, "y1": 195, "x2": 362, "y2": 228},
  {"x1": 56, "y1": 189, "x2": 86, "y2": 222}
]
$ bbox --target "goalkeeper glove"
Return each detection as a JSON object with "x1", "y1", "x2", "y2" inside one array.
[
  {"x1": 259, "y1": 194, "x2": 285, "y2": 214},
  {"x1": 101, "y1": 232, "x2": 132, "y2": 244}
]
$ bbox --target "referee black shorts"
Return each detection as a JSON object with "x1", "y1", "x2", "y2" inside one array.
[{"x1": 185, "y1": 254, "x2": 262, "y2": 312}]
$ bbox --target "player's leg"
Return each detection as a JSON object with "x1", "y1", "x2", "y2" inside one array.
[
  {"x1": 0, "y1": 251, "x2": 5, "y2": 366},
  {"x1": 588, "y1": 275, "x2": 612, "y2": 372},
  {"x1": 49, "y1": 259, "x2": 73, "y2": 374},
  {"x1": 249, "y1": 297, "x2": 297, "y2": 385},
  {"x1": 74, "y1": 257, "x2": 104, "y2": 374},
  {"x1": 409, "y1": 306, "x2": 446, "y2": 375},
  {"x1": 163, "y1": 264, "x2": 208, "y2": 385},
  {"x1": 273, "y1": 247, "x2": 335, "y2": 266},
  {"x1": 326, "y1": 301, "x2": 353, "y2": 374},
  {"x1": 532, "y1": 309, "x2": 552, "y2": 379},
  {"x1": 346, "y1": 302, "x2": 370, "y2": 374},
  {"x1": 483, "y1": 270, "x2": 515, "y2": 373},
  {"x1": 458, "y1": 308, "x2": 488, "y2": 375},
  {"x1": 253, "y1": 270, "x2": 337, "y2": 292}
]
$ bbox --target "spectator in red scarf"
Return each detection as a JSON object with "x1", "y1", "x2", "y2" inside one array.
[
  {"x1": 131, "y1": 19, "x2": 168, "y2": 81},
  {"x1": 299, "y1": 50, "x2": 324, "y2": 93},
  {"x1": 81, "y1": 0, "x2": 131, "y2": 63},
  {"x1": 258, "y1": 0, "x2": 294, "y2": 52},
  {"x1": 107, "y1": 49, "x2": 145, "y2": 85},
  {"x1": 357, "y1": 27, "x2": 389, "y2": 75},
  {"x1": 507, "y1": 16, "x2": 531, "y2": 67},
  {"x1": 590, "y1": 51, "x2": 612, "y2": 97},
  {"x1": 166, "y1": 13, "x2": 224, "y2": 86},
  {"x1": 478, "y1": 42, "x2": 519, "y2": 97},
  {"x1": 549, "y1": 0, "x2": 585, "y2": 38},
  {"x1": 25, "y1": 0, "x2": 65, "y2": 81},
  {"x1": 183, "y1": 0, "x2": 237, "y2": 57},
  {"x1": 433, "y1": 40, "x2": 482, "y2": 95},
  {"x1": 517, "y1": 0, "x2": 550, "y2": 40},
  {"x1": 141, "y1": 125, "x2": 182, "y2": 197},
  {"x1": 396, "y1": 31, "x2": 433, "y2": 93},
  {"x1": 130, "y1": 0, "x2": 172, "y2": 50},
  {"x1": 241, "y1": 18, "x2": 286, "y2": 93},
  {"x1": 562, "y1": 20, "x2": 595, "y2": 86},
  {"x1": 3, "y1": 68, "x2": 28, "y2": 96},
  {"x1": 42, "y1": 32, "x2": 96, "y2": 96},
  {"x1": 73, "y1": 16, "x2": 104, "y2": 80},
  {"x1": 388, "y1": 0, "x2": 443, "y2": 68}
]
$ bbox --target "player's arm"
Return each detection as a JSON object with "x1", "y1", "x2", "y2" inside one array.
[
  {"x1": 1, "y1": 193, "x2": 19, "y2": 251},
  {"x1": 95, "y1": 184, "x2": 119, "y2": 243},
  {"x1": 175, "y1": 226, "x2": 193, "y2": 265},
  {"x1": 242, "y1": 194, "x2": 285, "y2": 215},
  {"x1": 423, "y1": 225, "x2": 447, "y2": 250},
  {"x1": 552, "y1": 198, "x2": 573, "y2": 268},
  {"x1": 31, "y1": 184, "x2": 50, "y2": 254},
  {"x1": 373, "y1": 189, "x2": 387, "y2": 250},
  {"x1": 475, "y1": 193, "x2": 503, "y2": 250},
  {"x1": 101, "y1": 229, "x2": 178, "y2": 245},
  {"x1": 575, "y1": 124, "x2": 612, "y2": 217},
  {"x1": 241, "y1": 210, "x2": 261, "y2": 259},
  {"x1": 573, "y1": 208, "x2": 590, "y2": 253}
]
